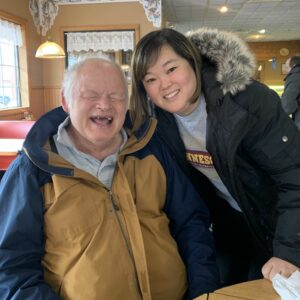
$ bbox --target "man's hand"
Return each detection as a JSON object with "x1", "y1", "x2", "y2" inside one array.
[{"x1": 262, "y1": 257, "x2": 299, "y2": 280}]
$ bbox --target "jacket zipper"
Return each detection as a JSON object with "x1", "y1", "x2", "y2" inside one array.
[{"x1": 109, "y1": 191, "x2": 143, "y2": 299}]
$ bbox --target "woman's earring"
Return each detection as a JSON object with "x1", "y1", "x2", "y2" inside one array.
[{"x1": 146, "y1": 95, "x2": 155, "y2": 115}]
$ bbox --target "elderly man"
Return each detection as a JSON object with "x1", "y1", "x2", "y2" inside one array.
[
  {"x1": 0, "y1": 58, "x2": 219, "y2": 300},
  {"x1": 281, "y1": 55, "x2": 300, "y2": 129}
]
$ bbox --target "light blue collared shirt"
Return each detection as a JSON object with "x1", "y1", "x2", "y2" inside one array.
[{"x1": 53, "y1": 117, "x2": 127, "y2": 189}]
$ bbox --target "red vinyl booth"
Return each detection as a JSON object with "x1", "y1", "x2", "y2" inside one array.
[{"x1": 0, "y1": 120, "x2": 35, "y2": 171}]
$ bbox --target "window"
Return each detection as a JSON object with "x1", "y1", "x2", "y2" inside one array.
[
  {"x1": 62, "y1": 25, "x2": 138, "y2": 82},
  {"x1": 0, "y1": 11, "x2": 29, "y2": 114},
  {"x1": 0, "y1": 37, "x2": 21, "y2": 109}
]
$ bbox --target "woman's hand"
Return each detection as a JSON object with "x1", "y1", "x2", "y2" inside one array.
[{"x1": 262, "y1": 257, "x2": 299, "y2": 280}]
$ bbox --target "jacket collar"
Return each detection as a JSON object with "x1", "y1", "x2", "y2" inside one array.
[
  {"x1": 23, "y1": 107, "x2": 156, "y2": 175},
  {"x1": 24, "y1": 107, "x2": 73, "y2": 176},
  {"x1": 188, "y1": 27, "x2": 256, "y2": 95},
  {"x1": 200, "y1": 59, "x2": 224, "y2": 108},
  {"x1": 124, "y1": 111, "x2": 153, "y2": 141}
]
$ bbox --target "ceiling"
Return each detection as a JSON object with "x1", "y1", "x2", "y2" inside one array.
[{"x1": 162, "y1": 0, "x2": 300, "y2": 42}]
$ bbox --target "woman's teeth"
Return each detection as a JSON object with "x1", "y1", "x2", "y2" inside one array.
[{"x1": 164, "y1": 90, "x2": 179, "y2": 99}]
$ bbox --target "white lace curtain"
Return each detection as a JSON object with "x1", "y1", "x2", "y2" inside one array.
[
  {"x1": 0, "y1": 18, "x2": 23, "y2": 47},
  {"x1": 29, "y1": 0, "x2": 161, "y2": 38},
  {"x1": 139, "y1": 0, "x2": 161, "y2": 28},
  {"x1": 66, "y1": 31, "x2": 134, "y2": 52},
  {"x1": 29, "y1": 0, "x2": 59, "y2": 36}
]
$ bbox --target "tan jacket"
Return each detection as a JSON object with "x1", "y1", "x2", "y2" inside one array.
[
  {"x1": 42, "y1": 118, "x2": 187, "y2": 300},
  {"x1": 0, "y1": 108, "x2": 218, "y2": 300}
]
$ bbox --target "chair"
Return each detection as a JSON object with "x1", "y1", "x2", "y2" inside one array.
[{"x1": 0, "y1": 120, "x2": 35, "y2": 171}]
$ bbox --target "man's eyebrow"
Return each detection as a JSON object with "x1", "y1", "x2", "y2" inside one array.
[
  {"x1": 109, "y1": 92, "x2": 126, "y2": 96},
  {"x1": 80, "y1": 90, "x2": 98, "y2": 95}
]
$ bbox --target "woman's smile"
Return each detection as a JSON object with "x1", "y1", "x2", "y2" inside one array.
[{"x1": 143, "y1": 44, "x2": 197, "y2": 116}]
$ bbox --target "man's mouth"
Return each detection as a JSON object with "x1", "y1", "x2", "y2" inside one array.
[{"x1": 91, "y1": 115, "x2": 113, "y2": 125}]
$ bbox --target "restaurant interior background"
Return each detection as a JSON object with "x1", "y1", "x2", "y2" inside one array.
[{"x1": 0, "y1": 0, "x2": 300, "y2": 121}]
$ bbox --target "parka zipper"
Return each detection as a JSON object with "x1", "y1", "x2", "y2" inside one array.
[{"x1": 109, "y1": 191, "x2": 143, "y2": 299}]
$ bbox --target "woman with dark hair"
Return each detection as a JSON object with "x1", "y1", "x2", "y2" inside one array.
[{"x1": 130, "y1": 27, "x2": 300, "y2": 287}]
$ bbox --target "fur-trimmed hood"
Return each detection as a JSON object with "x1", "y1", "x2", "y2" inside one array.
[{"x1": 188, "y1": 28, "x2": 256, "y2": 95}]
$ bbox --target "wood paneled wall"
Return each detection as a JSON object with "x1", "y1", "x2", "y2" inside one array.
[
  {"x1": 248, "y1": 40, "x2": 300, "y2": 61},
  {"x1": 32, "y1": 86, "x2": 61, "y2": 119},
  {"x1": 248, "y1": 40, "x2": 300, "y2": 85},
  {"x1": 30, "y1": 87, "x2": 44, "y2": 119},
  {"x1": 43, "y1": 87, "x2": 62, "y2": 113}
]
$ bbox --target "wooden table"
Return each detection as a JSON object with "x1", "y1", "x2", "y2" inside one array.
[{"x1": 196, "y1": 279, "x2": 280, "y2": 300}]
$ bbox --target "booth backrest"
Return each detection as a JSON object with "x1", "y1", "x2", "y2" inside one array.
[{"x1": 0, "y1": 120, "x2": 35, "y2": 139}]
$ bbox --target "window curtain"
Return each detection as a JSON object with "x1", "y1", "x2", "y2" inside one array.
[
  {"x1": 0, "y1": 18, "x2": 23, "y2": 47},
  {"x1": 67, "y1": 50, "x2": 116, "y2": 67},
  {"x1": 66, "y1": 31, "x2": 134, "y2": 52},
  {"x1": 29, "y1": 0, "x2": 59, "y2": 36},
  {"x1": 138, "y1": 0, "x2": 161, "y2": 28}
]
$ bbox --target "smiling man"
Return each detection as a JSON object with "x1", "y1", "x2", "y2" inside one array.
[{"x1": 0, "y1": 57, "x2": 219, "y2": 300}]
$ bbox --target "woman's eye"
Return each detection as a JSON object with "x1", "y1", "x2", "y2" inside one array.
[
  {"x1": 145, "y1": 78, "x2": 156, "y2": 84},
  {"x1": 167, "y1": 66, "x2": 177, "y2": 73}
]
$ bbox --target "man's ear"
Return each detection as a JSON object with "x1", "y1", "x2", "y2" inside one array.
[{"x1": 61, "y1": 90, "x2": 69, "y2": 113}]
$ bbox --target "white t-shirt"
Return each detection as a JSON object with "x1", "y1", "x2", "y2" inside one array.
[{"x1": 174, "y1": 95, "x2": 241, "y2": 211}]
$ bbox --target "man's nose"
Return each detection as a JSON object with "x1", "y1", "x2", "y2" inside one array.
[{"x1": 95, "y1": 95, "x2": 111, "y2": 110}]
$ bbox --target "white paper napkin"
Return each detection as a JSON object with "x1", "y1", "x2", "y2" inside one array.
[{"x1": 272, "y1": 270, "x2": 300, "y2": 300}]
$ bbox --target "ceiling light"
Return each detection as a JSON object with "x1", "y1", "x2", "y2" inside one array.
[
  {"x1": 258, "y1": 29, "x2": 266, "y2": 34},
  {"x1": 219, "y1": 6, "x2": 228, "y2": 13},
  {"x1": 35, "y1": 40, "x2": 65, "y2": 59}
]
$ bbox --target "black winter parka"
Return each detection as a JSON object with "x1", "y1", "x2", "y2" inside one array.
[{"x1": 154, "y1": 28, "x2": 300, "y2": 268}]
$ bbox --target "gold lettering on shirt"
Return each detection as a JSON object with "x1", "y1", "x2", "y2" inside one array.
[{"x1": 186, "y1": 150, "x2": 213, "y2": 168}]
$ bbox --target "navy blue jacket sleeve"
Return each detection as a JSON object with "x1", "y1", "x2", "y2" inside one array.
[
  {"x1": 149, "y1": 134, "x2": 220, "y2": 299},
  {"x1": 0, "y1": 155, "x2": 61, "y2": 300}
]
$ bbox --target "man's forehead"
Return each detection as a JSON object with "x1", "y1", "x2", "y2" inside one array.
[{"x1": 78, "y1": 71, "x2": 125, "y2": 87}]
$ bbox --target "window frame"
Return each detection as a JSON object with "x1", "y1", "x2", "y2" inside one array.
[
  {"x1": 0, "y1": 9, "x2": 30, "y2": 118},
  {"x1": 61, "y1": 24, "x2": 139, "y2": 67}
]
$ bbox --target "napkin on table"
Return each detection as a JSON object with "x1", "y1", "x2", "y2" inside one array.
[{"x1": 272, "y1": 270, "x2": 300, "y2": 300}]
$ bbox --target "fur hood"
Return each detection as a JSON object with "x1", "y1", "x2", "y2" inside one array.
[{"x1": 188, "y1": 27, "x2": 256, "y2": 95}]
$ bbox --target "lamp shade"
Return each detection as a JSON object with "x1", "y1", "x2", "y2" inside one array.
[{"x1": 35, "y1": 40, "x2": 65, "y2": 59}]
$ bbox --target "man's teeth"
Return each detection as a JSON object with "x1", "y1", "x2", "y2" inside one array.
[{"x1": 93, "y1": 116, "x2": 113, "y2": 124}]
